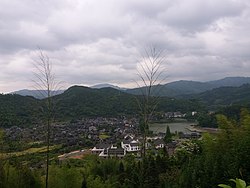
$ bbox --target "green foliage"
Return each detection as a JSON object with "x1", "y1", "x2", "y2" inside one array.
[
  {"x1": 218, "y1": 178, "x2": 250, "y2": 188},
  {"x1": 179, "y1": 109, "x2": 250, "y2": 187},
  {"x1": 1, "y1": 162, "x2": 42, "y2": 188},
  {"x1": 47, "y1": 165, "x2": 82, "y2": 188},
  {"x1": 197, "y1": 112, "x2": 218, "y2": 127},
  {"x1": 0, "y1": 94, "x2": 41, "y2": 127}
]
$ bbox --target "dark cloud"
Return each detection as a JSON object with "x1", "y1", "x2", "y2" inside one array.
[{"x1": 0, "y1": 0, "x2": 250, "y2": 92}]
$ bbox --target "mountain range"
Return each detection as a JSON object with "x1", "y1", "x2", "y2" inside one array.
[
  {"x1": 126, "y1": 77, "x2": 250, "y2": 97},
  {"x1": 10, "y1": 89, "x2": 64, "y2": 99},
  {"x1": 10, "y1": 77, "x2": 250, "y2": 99},
  {"x1": 2, "y1": 77, "x2": 250, "y2": 127}
]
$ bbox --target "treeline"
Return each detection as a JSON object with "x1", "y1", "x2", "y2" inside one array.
[
  {"x1": 1, "y1": 109, "x2": 250, "y2": 187},
  {"x1": 196, "y1": 104, "x2": 250, "y2": 128}
]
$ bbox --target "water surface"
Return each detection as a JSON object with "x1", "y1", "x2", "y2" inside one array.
[{"x1": 149, "y1": 120, "x2": 197, "y2": 134}]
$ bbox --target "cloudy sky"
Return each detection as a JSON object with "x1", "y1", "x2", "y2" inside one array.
[{"x1": 1, "y1": 0, "x2": 250, "y2": 93}]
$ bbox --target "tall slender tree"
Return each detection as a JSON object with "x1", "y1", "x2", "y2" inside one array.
[
  {"x1": 164, "y1": 125, "x2": 172, "y2": 143},
  {"x1": 135, "y1": 47, "x2": 167, "y2": 158},
  {"x1": 33, "y1": 50, "x2": 61, "y2": 188}
]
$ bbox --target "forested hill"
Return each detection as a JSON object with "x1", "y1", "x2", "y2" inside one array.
[
  {"x1": 53, "y1": 86, "x2": 138, "y2": 118},
  {"x1": 0, "y1": 94, "x2": 41, "y2": 127},
  {"x1": 0, "y1": 86, "x2": 203, "y2": 127},
  {"x1": 2, "y1": 83, "x2": 250, "y2": 127},
  {"x1": 53, "y1": 86, "x2": 202, "y2": 119},
  {"x1": 189, "y1": 84, "x2": 250, "y2": 109}
]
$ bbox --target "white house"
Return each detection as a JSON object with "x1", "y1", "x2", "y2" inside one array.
[{"x1": 121, "y1": 139, "x2": 140, "y2": 152}]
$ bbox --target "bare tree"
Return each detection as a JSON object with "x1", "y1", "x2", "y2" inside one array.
[
  {"x1": 33, "y1": 50, "x2": 61, "y2": 188},
  {"x1": 135, "y1": 47, "x2": 167, "y2": 158}
]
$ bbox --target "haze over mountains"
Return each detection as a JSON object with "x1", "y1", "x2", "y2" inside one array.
[
  {"x1": 10, "y1": 89, "x2": 65, "y2": 99},
  {"x1": 10, "y1": 77, "x2": 250, "y2": 99}
]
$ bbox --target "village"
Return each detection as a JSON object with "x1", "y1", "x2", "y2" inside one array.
[{"x1": 4, "y1": 113, "x2": 201, "y2": 161}]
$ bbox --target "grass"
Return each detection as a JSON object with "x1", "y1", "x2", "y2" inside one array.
[
  {"x1": 1, "y1": 145, "x2": 61, "y2": 159},
  {"x1": 99, "y1": 133, "x2": 110, "y2": 139}
]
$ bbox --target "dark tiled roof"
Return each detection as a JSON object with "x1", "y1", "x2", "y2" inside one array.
[
  {"x1": 122, "y1": 139, "x2": 131, "y2": 144},
  {"x1": 95, "y1": 143, "x2": 111, "y2": 149},
  {"x1": 154, "y1": 138, "x2": 165, "y2": 145},
  {"x1": 130, "y1": 142, "x2": 139, "y2": 147},
  {"x1": 108, "y1": 148, "x2": 125, "y2": 155}
]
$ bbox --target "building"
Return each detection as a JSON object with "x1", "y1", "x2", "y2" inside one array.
[
  {"x1": 121, "y1": 139, "x2": 140, "y2": 152},
  {"x1": 99, "y1": 147, "x2": 126, "y2": 158}
]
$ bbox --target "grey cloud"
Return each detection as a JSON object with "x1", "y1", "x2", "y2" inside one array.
[
  {"x1": 157, "y1": 0, "x2": 245, "y2": 31},
  {"x1": 0, "y1": 0, "x2": 250, "y2": 92}
]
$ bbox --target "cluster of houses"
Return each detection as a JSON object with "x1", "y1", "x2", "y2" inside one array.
[
  {"x1": 90, "y1": 133, "x2": 173, "y2": 158},
  {"x1": 3, "y1": 116, "x2": 202, "y2": 160},
  {"x1": 89, "y1": 132, "x2": 202, "y2": 159},
  {"x1": 4, "y1": 117, "x2": 138, "y2": 148},
  {"x1": 165, "y1": 112, "x2": 186, "y2": 118},
  {"x1": 164, "y1": 111, "x2": 198, "y2": 119}
]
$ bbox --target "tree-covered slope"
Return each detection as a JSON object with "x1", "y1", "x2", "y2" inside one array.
[
  {"x1": 53, "y1": 86, "x2": 138, "y2": 118},
  {"x1": 0, "y1": 86, "x2": 204, "y2": 127},
  {"x1": 0, "y1": 94, "x2": 41, "y2": 127},
  {"x1": 192, "y1": 84, "x2": 250, "y2": 109},
  {"x1": 54, "y1": 86, "x2": 204, "y2": 119}
]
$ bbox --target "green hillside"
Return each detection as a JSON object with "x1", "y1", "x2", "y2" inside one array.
[
  {"x1": 0, "y1": 86, "x2": 204, "y2": 127},
  {"x1": 3, "y1": 83, "x2": 250, "y2": 127},
  {"x1": 192, "y1": 84, "x2": 250, "y2": 110},
  {"x1": 53, "y1": 86, "x2": 138, "y2": 118},
  {"x1": 0, "y1": 94, "x2": 41, "y2": 127},
  {"x1": 53, "y1": 86, "x2": 203, "y2": 119}
]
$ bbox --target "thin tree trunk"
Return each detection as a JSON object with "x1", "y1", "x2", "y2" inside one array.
[{"x1": 33, "y1": 50, "x2": 61, "y2": 188}]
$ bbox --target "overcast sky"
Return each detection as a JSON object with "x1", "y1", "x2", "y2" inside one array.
[{"x1": 1, "y1": 0, "x2": 250, "y2": 93}]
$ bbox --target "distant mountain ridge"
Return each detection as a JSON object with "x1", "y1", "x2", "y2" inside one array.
[
  {"x1": 207, "y1": 77, "x2": 250, "y2": 87},
  {"x1": 91, "y1": 83, "x2": 126, "y2": 90},
  {"x1": 9, "y1": 77, "x2": 250, "y2": 99},
  {"x1": 10, "y1": 89, "x2": 64, "y2": 99},
  {"x1": 126, "y1": 77, "x2": 250, "y2": 97}
]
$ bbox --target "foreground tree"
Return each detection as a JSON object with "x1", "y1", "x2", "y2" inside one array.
[
  {"x1": 33, "y1": 50, "x2": 61, "y2": 188},
  {"x1": 219, "y1": 178, "x2": 250, "y2": 188},
  {"x1": 179, "y1": 109, "x2": 250, "y2": 187},
  {"x1": 135, "y1": 47, "x2": 167, "y2": 157}
]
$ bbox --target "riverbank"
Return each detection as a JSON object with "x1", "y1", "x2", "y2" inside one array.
[{"x1": 186, "y1": 125, "x2": 219, "y2": 134}]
